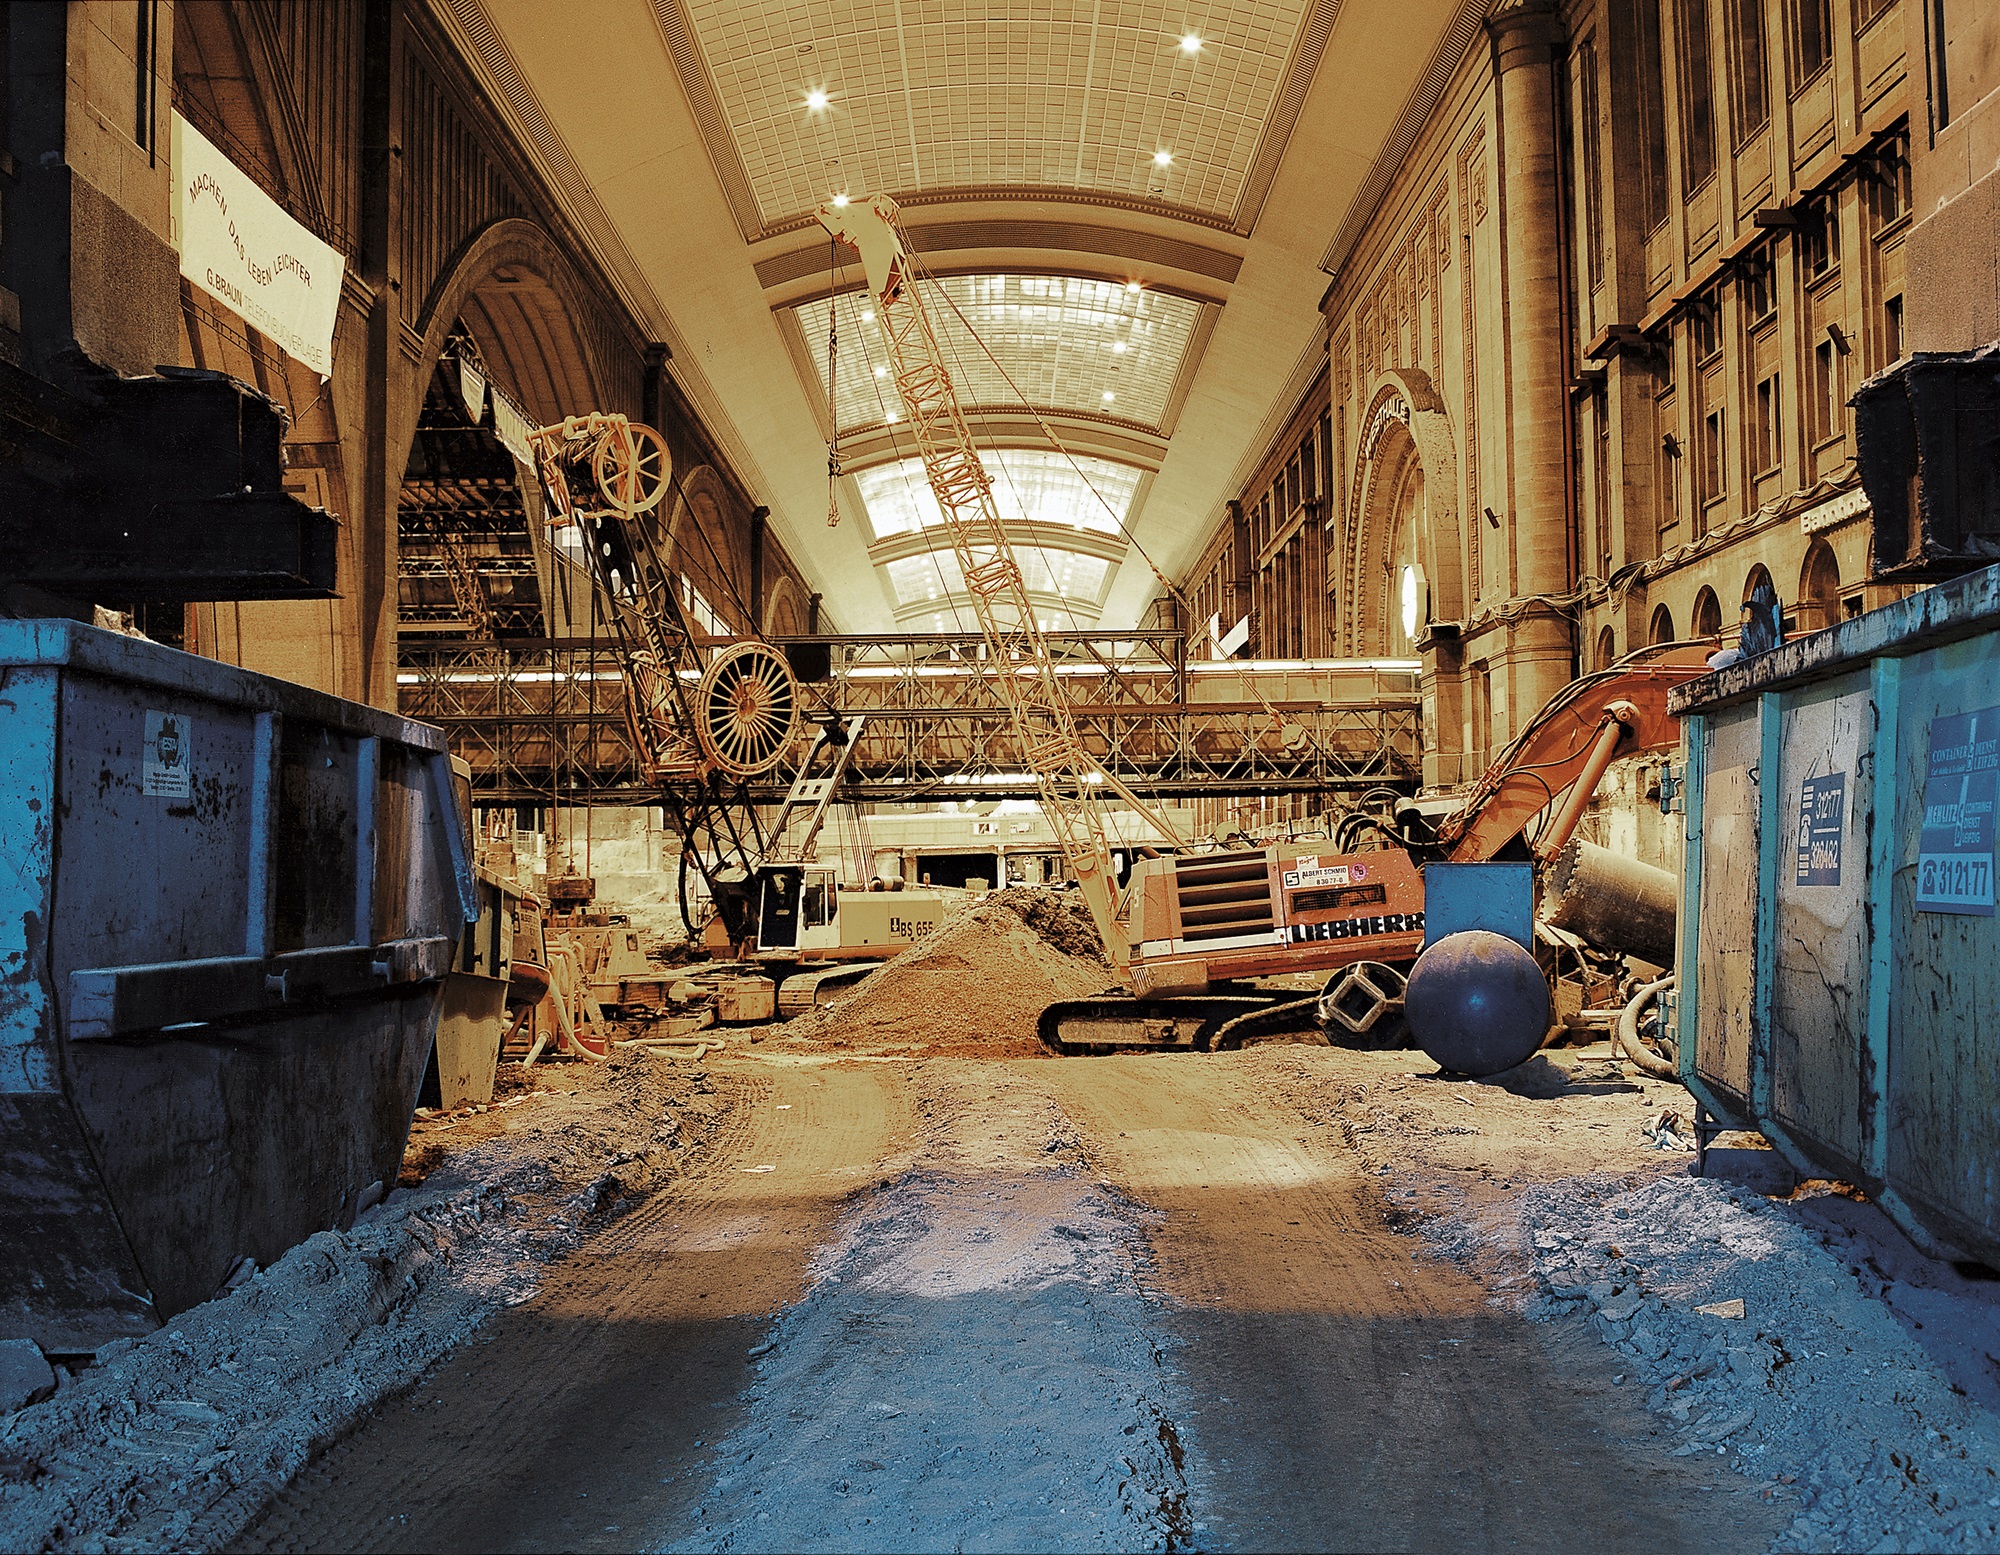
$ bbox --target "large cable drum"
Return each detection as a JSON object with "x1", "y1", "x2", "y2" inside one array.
[{"x1": 696, "y1": 641, "x2": 801, "y2": 777}]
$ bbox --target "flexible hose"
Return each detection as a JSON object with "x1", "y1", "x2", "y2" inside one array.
[{"x1": 1616, "y1": 974, "x2": 1678, "y2": 1080}]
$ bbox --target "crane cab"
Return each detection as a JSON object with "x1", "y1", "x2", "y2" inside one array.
[{"x1": 740, "y1": 864, "x2": 950, "y2": 961}]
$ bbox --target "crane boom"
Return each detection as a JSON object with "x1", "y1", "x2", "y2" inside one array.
[
  {"x1": 817, "y1": 194, "x2": 1180, "y2": 964},
  {"x1": 527, "y1": 413, "x2": 707, "y2": 783}
]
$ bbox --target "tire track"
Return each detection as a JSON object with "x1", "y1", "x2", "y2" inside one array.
[
  {"x1": 233, "y1": 1061, "x2": 909, "y2": 1555},
  {"x1": 1041, "y1": 1052, "x2": 1790, "y2": 1554}
]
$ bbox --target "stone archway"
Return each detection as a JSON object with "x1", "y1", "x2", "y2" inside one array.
[
  {"x1": 1797, "y1": 539, "x2": 1841, "y2": 634},
  {"x1": 1349, "y1": 421, "x2": 1425, "y2": 654},
  {"x1": 664, "y1": 464, "x2": 745, "y2": 633},
  {"x1": 403, "y1": 218, "x2": 629, "y2": 471},
  {"x1": 393, "y1": 220, "x2": 648, "y2": 664},
  {"x1": 763, "y1": 574, "x2": 809, "y2": 636},
  {"x1": 1344, "y1": 370, "x2": 1465, "y2": 651},
  {"x1": 1344, "y1": 369, "x2": 1468, "y2": 785},
  {"x1": 1691, "y1": 586, "x2": 1722, "y2": 639}
]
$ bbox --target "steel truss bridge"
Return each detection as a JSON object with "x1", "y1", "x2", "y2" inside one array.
[{"x1": 398, "y1": 631, "x2": 1422, "y2": 806}]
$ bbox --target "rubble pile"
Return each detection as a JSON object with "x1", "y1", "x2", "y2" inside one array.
[
  {"x1": 1440, "y1": 1174, "x2": 2000, "y2": 1554},
  {"x1": 784, "y1": 887, "x2": 1111, "y2": 1055},
  {"x1": 0, "y1": 1052, "x2": 721, "y2": 1553}
]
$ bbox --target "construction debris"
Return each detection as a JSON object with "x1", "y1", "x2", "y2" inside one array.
[
  {"x1": 777, "y1": 887, "x2": 1110, "y2": 1056},
  {"x1": 0, "y1": 1053, "x2": 723, "y2": 1553}
]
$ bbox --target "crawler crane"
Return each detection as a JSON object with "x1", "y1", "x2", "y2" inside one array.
[
  {"x1": 818, "y1": 193, "x2": 1712, "y2": 1069},
  {"x1": 527, "y1": 412, "x2": 951, "y2": 1007}
]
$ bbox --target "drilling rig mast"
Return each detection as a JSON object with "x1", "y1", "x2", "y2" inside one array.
[{"x1": 528, "y1": 412, "x2": 803, "y2": 930}]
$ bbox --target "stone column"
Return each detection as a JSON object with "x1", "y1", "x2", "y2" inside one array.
[
  {"x1": 1488, "y1": 0, "x2": 1574, "y2": 739},
  {"x1": 357, "y1": 0, "x2": 407, "y2": 711}
]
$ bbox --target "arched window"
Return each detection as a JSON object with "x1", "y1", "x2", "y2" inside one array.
[
  {"x1": 1691, "y1": 586, "x2": 1722, "y2": 639},
  {"x1": 1741, "y1": 562, "x2": 1784, "y2": 651},
  {"x1": 1595, "y1": 625, "x2": 1617, "y2": 670},
  {"x1": 1385, "y1": 463, "x2": 1427, "y2": 655},
  {"x1": 1649, "y1": 604, "x2": 1676, "y2": 645},
  {"x1": 1797, "y1": 540, "x2": 1840, "y2": 634}
]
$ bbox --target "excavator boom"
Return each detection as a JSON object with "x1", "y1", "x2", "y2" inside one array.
[{"x1": 1434, "y1": 643, "x2": 1716, "y2": 862}]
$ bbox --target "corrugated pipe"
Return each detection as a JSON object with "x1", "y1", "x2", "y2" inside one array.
[{"x1": 1616, "y1": 975, "x2": 1679, "y2": 1081}]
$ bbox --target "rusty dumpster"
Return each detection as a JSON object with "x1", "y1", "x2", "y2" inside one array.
[
  {"x1": 1670, "y1": 562, "x2": 2000, "y2": 1266},
  {"x1": 1, "y1": 619, "x2": 475, "y2": 1352}
]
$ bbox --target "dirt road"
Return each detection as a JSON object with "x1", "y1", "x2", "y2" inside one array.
[
  {"x1": 233, "y1": 1049, "x2": 1787, "y2": 1553},
  {"x1": 1047, "y1": 1054, "x2": 1766, "y2": 1552},
  {"x1": 236, "y1": 1059, "x2": 914, "y2": 1554}
]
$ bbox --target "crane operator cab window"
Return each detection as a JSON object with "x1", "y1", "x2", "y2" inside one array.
[
  {"x1": 758, "y1": 867, "x2": 803, "y2": 950},
  {"x1": 800, "y1": 871, "x2": 838, "y2": 930}
]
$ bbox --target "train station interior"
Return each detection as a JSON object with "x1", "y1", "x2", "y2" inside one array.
[{"x1": 4, "y1": 0, "x2": 2000, "y2": 1549}]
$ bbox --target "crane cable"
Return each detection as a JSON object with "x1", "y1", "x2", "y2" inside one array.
[{"x1": 825, "y1": 234, "x2": 842, "y2": 528}]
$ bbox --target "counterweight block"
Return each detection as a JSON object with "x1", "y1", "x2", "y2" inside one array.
[{"x1": 1404, "y1": 929, "x2": 1551, "y2": 1077}]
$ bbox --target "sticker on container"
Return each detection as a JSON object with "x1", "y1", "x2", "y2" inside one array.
[
  {"x1": 1794, "y1": 771, "x2": 1845, "y2": 886},
  {"x1": 1284, "y1": 863, "x2": 1353, "y2": 889},
  {"x1": 143, "y1": 709, "x2": 192, "y2": 798},
  {"x1": 1916, "y1": 704, "x2": 2000, "y2": 916}
]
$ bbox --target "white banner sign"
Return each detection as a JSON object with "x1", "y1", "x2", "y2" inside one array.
[
  {"x1": 492, "y1": 393, "x2": 533, "y2": 465},
  {"x1": 457, "y1": 358, "x2": 487, "y2": 422},
  {"x1": 171, "y1": 112, "x2": 345, "y2": 376}
]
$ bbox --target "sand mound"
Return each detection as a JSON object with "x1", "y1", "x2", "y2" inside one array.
[{"x1": 787, "y1": 887, "x2": 1113, "y2": 1054}]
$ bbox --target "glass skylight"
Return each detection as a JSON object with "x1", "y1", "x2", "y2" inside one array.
[
  {"x1": 854, "y1": 450, "x2": 1140, "y2": 540},
  {"x1": 798, "y1": 274, "x2": 1200, "y2": 433},
  {"x1": 884, "y1": 547, "x2": 1110, "y2": 607}
]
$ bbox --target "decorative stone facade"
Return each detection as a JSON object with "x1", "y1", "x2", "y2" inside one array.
[
  {"x1": 1, "y1": 1, "x2": 822, "y2": 711},
  {"x1": 1177, "y1": 0, "x2": 1930, "y2": 820}
]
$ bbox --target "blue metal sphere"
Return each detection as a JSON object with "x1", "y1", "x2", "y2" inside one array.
[{"x1": 1403, "y1": 929, "x2": 1551, "y2": 1077}]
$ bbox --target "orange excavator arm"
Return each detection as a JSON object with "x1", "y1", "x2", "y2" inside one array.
[{"x1": 1434, "y1": 643, "x2": 1717, "y2": 864}]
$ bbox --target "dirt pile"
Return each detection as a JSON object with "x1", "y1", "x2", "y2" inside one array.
[
  {"x1": 786, "y1": 886, "x2": 1112, "y2": 1055},
  {"x1": 0, "y1": 1051, "x2": 725, "y2": 1554}
]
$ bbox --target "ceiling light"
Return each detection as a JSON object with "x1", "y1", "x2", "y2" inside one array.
[
  {"x1": 1153, "y1": 150, "x2": 1173, "y2": 166},
  {"x1": 832, "y1": 192, "x2": 850, "y2": 207},
  {"x1": 1180, "y1": 33, "x2": 1201, "y2": 52},
  {"x1": 1125, "y1": 280, "x2": 1142, "y2": 293},
  {"x1": 806, "y1": 89, "x2": 829, "y2": 111},
  {"x1": 861, "y1": 309, "x2": 875, "y2": 322},
  {"x1": 874, "y1": 365, "x2": 887, "y2": 377},
  {"x1": 1102, "y1": 391, "x2": 1115, "y2": 402},
  {"x1": 1111, "y1": 341, "x2": 1127, "y2": 353},
  {"x1": 886, "y1": 410, "x2": 900, "y2": 422}
]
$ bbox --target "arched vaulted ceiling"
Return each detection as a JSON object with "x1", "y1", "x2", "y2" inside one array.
[{"x1": 443, "y1": 0, "x2": 1476, "y2": 632}]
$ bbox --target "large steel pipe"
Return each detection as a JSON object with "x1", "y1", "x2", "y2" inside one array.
[{"x1": 1542, "y1": 839, "x2": 1677, "y2": 968}]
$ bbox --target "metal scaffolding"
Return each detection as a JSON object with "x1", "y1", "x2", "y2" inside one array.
[{"x1": 398, "y1": 632, "x2": 1422, "y2": 806}]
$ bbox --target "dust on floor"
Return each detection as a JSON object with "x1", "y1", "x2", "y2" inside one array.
[
  {"x1": 659, "y1": 1064, "x2": 1189, "y2": 1554},
  {"x1": 0, "y1": 1053, "x2": 724, "y2": 1554},
  {"x1": 1265, "y1": 1041, "x2": 2000, "y2": 1555}
]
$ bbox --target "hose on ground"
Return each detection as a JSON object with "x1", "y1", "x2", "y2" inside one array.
[{"x1": 1616, "y1": 974, "x2": 1678, "y2": 1080}]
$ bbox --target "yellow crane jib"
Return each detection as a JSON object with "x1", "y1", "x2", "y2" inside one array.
[{"x1": 814, "y1": 194, "x2": 1181, "y2": 966}]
